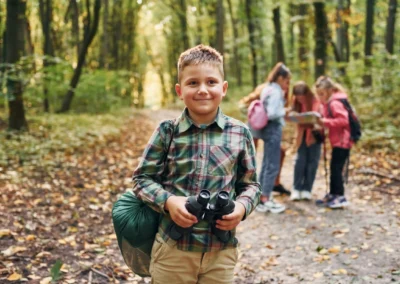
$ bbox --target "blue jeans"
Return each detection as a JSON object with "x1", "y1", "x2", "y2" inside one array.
[
  {"x1": 259, "y1": 121, "x2": 282, "y2": 197},
  {"x1": 293, "y1": 138, "x2": 321, "y2": 192}
]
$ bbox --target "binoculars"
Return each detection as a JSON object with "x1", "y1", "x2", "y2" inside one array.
[{"x1": 168, "y1": 190, "x2": 235, "y2": 243}]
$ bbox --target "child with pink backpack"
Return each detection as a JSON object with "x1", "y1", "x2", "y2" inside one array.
[{"x1": 251, "y1": 63, "x2": 291, "y2": 214}]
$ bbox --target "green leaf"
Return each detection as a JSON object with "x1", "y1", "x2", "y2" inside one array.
[{"x1": 50, "y1": 259, "x2": 63, "y2": 282}]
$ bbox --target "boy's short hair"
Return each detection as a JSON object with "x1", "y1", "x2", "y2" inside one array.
[{"x1": 177, "y1": 44, "x2": 224, "y2": 82}]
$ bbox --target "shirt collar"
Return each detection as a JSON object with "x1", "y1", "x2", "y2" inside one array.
[{"x1": 176, "y1": 108, "x2": 226, "y2": 133}]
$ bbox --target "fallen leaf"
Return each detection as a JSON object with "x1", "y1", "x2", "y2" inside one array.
[
  {"x1": 40, "y1": 277, "x2": 52, "y2": 284},
  {"x1": 313, "y1": 272, "x2": 324, "y2": 278},
  {"x1": 0, "y1": 229, "x2": 12, "y2": 238},
  {"x1": 2, "y1": 246, "x2": 27, "y2": 257},
  {"x1": 270, "y1": 235, "x2": 279, "y2": 240},
  {"x1": 332, "y1": 269, "x2": 347, "y2": 275},
  {"x1": 351, "y1": 254, "x2": 358, "y2": 259},
  {"x1": 328, "y1": 246, "x2": 341, "y2": 254},
  {"x1": 7, "y1": 272, "x2": 22, "y2": 281}
]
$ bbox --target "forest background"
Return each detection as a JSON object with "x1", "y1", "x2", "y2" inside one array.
[{"x1": 0, "y1": 0, "x2": 399, "y2": 282}]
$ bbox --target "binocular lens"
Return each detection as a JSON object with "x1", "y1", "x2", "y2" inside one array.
[
  {"x1": 198, "y1": 190, "x2": 211, "y2": 205},
  {"x1": 217, "y1": 191, "x2": 229, "y2": 206}
]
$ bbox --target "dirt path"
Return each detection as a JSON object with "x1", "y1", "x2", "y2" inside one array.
[
  {"x1": 143, "y1": 109, "x2": 400, "y2": 284},
  {"x1": 1, "y1": 109, "x2": 399, "y2": 284}
]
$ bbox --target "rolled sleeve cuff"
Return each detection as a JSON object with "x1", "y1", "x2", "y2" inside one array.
[{"x1": 236, "y1": 198, "x2": 253, "y2": 221}]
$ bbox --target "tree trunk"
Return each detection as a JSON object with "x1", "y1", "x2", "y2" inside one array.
[
  {"x1": 71, "y1": 0, "x2": 80, "y2": 59},
  {"x1": 179, "y1": 0, "x2": 189, "y2": 50},
  {"x1": 363, "y1": 0, "x2": 375, "y2": 87},
  {"x1": 59, "y1": 0, "x2": 101, "y2": 113},
  {"x1": 298, "y1": 4, "x2": 309, "y2": 73},
  {"x1": 6, "y1": 0, "x2": 28, "y2": 131},
  {"x1": 313, "y1": 2, "x2": 328, "y2": 80},
  {"x1": 111, "y1": 0, "x2": 122, "y2": 69},
  {"x1": 385, "y1": 0, "x2": 397, "y2": 54},
  {"x1": 195, "y1": 1, "x2": 203, "y2": 45},
  {"x1": 273, "y1": 6, "x2": 285, "y2": 63},
  {"x1": 245, "y1": 0, "x2": 257, "y2": 88},
  {"x1": 226, "y1": 0, "x2": 242, "y2": 86},
  {"x1": 216, "y1": 0, "x2": 224, "y2": 55},
  {"x1": 39, "y1": 0, "x2": 54, "y2": 112},
  {"x1": 99, "y1": 0, "x2": 109, "y2": 68}
]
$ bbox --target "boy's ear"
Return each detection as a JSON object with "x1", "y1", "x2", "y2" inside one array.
[
  {"x1": 175, "y1": 84, "x2": 182, "y2": 100},
  {"x1": 222, "y1": 81, "x2": 228, "y2": 97},
  {"x1": 175, "y1": 84, "x2": 183, "y2": 100}
]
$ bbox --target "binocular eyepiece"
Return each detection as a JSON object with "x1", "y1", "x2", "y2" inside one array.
[{"x1": 168, "y1": 190, "x2": 235, "y2": 243}]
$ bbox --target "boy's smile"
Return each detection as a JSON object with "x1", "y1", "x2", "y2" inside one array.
[{"x1": 175, "y1": 64, "x2": 228, "y2": 125}]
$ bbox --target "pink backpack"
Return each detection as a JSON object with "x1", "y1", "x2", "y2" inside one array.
[{"x1": 247, "y1": 90, "x2": 270, "y2": 130}]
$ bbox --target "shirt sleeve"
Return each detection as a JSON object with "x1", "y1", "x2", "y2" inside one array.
[
  {"x1": 323, "y1": 101, "x2": 348, "y2": 128},
  {"x1": 234, "y1": 127, "x2": 261, "y2": 220},
  {"x1": 131, "y1": 121, "x2": 174, "y2": 214},
  {"x1": 265, "y1": 88, "x2": 285, "y2": 120}
]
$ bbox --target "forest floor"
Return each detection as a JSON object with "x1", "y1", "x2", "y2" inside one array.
[{"x1": 1, "y1": 109, "x2": 399, "y2": 284}]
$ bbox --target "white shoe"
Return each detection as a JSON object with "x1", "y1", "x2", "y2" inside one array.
[
  {"x1": 255, "y1": 203, "x2": 268, "y2": 213},
  {"x1": 263, "y1": 199, "x2": 286, "y2": 214},
  {"x1": 301, "y1": 191, "x2": 312, "y2": 200},
  {"x1": 290, "y1": 189, "x2": 301, "y2": 201}
]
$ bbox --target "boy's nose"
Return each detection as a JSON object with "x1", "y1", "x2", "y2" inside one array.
[{"x1": 197, "y1": 84, "x2": 208, "y2": 95}]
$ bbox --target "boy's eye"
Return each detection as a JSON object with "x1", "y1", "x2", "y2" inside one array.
[
  {"x1": 188, "y1": 81, "x2": 197, "y2": 86},
  {"x1": 208, "y1": 80, "x2": 217, "y2": 84}
]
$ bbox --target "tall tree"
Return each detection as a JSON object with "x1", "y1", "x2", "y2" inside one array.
[
  {"x1": 226, "y1": 0, "x2": 242, "y2": 86},
  {"x1": 336, "y1": 0, "x2": 350, "y2": 62},
  {"x1": 313, "y1": 2, "x2": 328, "y2": 79},
  {"x1": 65, "y1": 0, "x2": 81, "y2": 59},
  {"x1": 245, "y1": 0, "x2": 257, "y2": 88},
  {"x1": 273, "y1": 5, "x2": 285, "y2": 63},
  {"x1": 39, "y1": 0, "x2": 54, "y2": 112},
  {"x1": 215, "y1": 0, "x2": 224, "y2": 55},
  {"x1": 363, "y1": 0, "x2": 375, "y2": 87},
  {"x1": 59, "y1": 0, "x2": 101, "y2": 113},
  {"x1": 297, "y1": 4, "x2": 309, "y2": 74},
  {"x1": 385, "y1": 0, "x2": 397, "y2": 54},
  {"x1": 99, "y1": 0, "x2": 109, "y2": 68},
  {"x1": 5, "y1": 0, "x2": 28, "y2": 130},
  {"x1": 178, "y1": 0, "x2": 189, "y2": 50}
]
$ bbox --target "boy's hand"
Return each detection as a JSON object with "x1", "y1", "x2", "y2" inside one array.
[
  {"x1": 165, "y1": 196, "x2": 198, "y2": 228},
  {"x1": 215, "y1": 202, "x2": 246, "y2": 231}
]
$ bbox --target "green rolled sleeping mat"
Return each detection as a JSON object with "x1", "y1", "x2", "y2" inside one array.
[{"x1": 112, "y1": 190, "x2": 160, "y2": 277}]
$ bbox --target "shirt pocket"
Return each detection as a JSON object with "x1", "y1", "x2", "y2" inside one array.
[{"x1": 208, "y1": 145, "x2": 237, "y2": 176}]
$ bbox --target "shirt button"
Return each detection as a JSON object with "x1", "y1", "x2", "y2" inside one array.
[{"x1": 200, "y1": 153, "x2": 204, "y2": 158}]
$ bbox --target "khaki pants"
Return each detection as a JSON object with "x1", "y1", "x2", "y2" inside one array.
[{"x1": 150, "y1": 234, "x2": 238, "y2": 284}]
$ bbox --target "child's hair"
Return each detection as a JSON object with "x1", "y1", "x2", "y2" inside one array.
[
  {"x1": 314, "y1": 76, "x2": 346, "y2": 93},
  {"x1": 266, "y1": 62, "x2": 291, "y2": 83},
  {"x1": 292, "y1": 81, "x2": 317, "y2": 112},
  {"x1": 177, "y1": 44, "x2": 224, "y2": 82}
]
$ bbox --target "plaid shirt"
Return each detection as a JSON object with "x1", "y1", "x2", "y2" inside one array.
[{"x1": 132, "y1": 108, "x2": 261, "y2": 252}]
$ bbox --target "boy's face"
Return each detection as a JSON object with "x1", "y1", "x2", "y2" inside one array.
[{"x1": 176, "y1": 63, "x2": 228, "y2": 124}]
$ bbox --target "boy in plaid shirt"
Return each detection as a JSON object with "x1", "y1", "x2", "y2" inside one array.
[{"x1": 132, "y1": 45, "x2": 260, "y2": 283}]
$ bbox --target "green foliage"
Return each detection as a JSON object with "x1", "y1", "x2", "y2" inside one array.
[
  {"x1": 0, "y1": 109, "x2": 131, "y2": 168},
  {"x1": 13, "y1": 59, "x2": 134, "y2": 114},
  {"x1": 50, "y1": 259, "x2": 63, "y2": 282}
]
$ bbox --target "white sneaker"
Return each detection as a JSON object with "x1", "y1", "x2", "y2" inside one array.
[
  {"x1": 263, "y1": 199, "x2": 286, "y2": 214},
  {"x1": 290, "y1": 189, "x2": 301, "y2": 201},
  {"x1": 301, "y1": 191, "x2": 312, "y2": 200},
  {"x1": 255, "y1": 203, "x2": 268, "y2": 213}
]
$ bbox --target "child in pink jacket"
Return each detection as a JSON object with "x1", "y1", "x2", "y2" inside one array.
[{"x1": 315, "y1": 76, "x2": 353, "y2": 208}]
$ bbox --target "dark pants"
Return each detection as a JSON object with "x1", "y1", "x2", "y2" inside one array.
[
  {"x1": 293, "y1": 138, "x2": 321, "y2": 192},
  {"x1": 330, "y1": 147, "x2": 350, "y2": 196}
]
